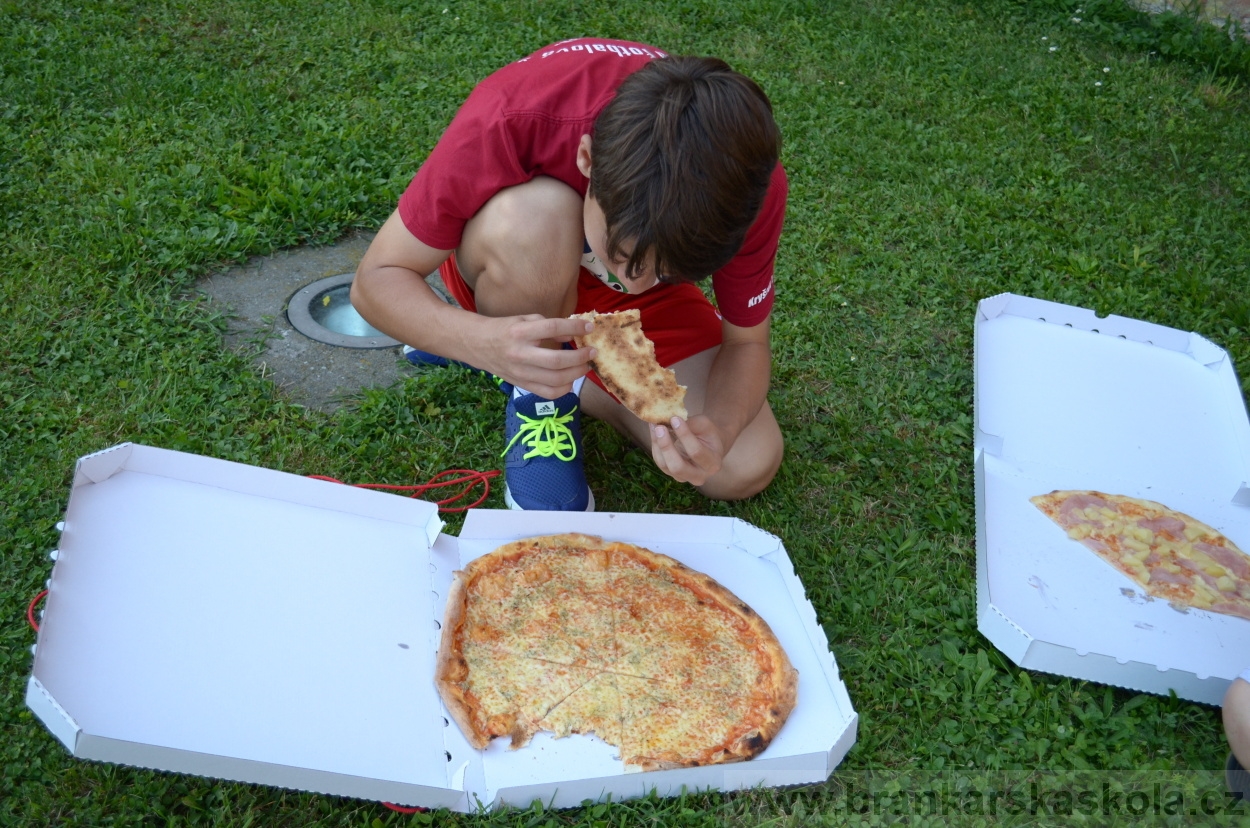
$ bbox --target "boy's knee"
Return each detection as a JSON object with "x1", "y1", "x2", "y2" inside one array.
[
  {"x1": 1224, "y1": 677, "x2": 1250, "y2": 772},
  {"x1": 468, "y1": 177, "x2": 582, "y2": 256},
  {"x1": 698, "y1": 428, "x2": 783, "y2": 501}
]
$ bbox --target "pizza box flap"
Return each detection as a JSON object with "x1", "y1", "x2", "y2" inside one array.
[
  {"x1": 439, "y1": 510, "x2": 858, "y2": 809},
  {"x1": 973, "y1": 295, "x2": 1250, "y2": 704},
  {"x1": 975, "y1": 294, "x2": 1250, "y2": 493},
  {"x1": 29, "y1": 443, "x2": 465, "y2": 807}
]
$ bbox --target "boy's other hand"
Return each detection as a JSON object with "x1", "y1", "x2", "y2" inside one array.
[
  {"x1": 483, "y1": 314, "x2": 596, "y2": 399},
  {"x1": 649, "y1": 416, "x2": 725, "y2": 487}
]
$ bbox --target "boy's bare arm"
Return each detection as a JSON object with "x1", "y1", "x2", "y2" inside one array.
[
  {"x1": 650, "y1": 318, "x2": 771, "y2": 485},
  {"x1": 352, "y1": 210, "x2": 594, "y2": 399}
]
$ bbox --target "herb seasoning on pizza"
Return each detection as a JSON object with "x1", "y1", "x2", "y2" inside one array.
[
  {"x1": 572, "y1": 310, "x2": 688, "y2": 424},
  {"x1": 435, "y1": 533, "x2": 798, "y2": 771},
  {"x1": 1032, "y1": 490, "x2": 1250, "y2": 620}
]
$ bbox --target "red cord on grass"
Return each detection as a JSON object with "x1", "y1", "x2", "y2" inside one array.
[
  {"x1": 27, "y1": 589, "x2": 48, "y2": 632},
  {"x1": 307, "y1": 468, "x2": 500, "y2": 512},
  {"x1": 383, "y1": 803, "x2": 425, "y2": 814}
]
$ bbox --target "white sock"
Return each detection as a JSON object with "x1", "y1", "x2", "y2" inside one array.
[{"x1": 512, "y1": 377, "x2": 585, "y2": 400}]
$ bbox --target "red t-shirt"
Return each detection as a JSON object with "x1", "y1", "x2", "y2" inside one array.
[{"x1": 398, "y1": 38, "x2": 787, "y2": 327}]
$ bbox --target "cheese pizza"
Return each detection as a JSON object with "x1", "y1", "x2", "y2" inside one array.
[
  {"x1": 1031, "y1": 490, "x2": 1250, "y2": 620},
  {"x1": 572, "y1": 310, "x2": 688, "y2": 424},
  {"x1": 434, "y1": 533, "x2": 798, "y2": 771}
]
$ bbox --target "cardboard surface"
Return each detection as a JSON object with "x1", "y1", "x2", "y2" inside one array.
[
  {"x1": 31, "y1": 444, "x2": 462, "y2": 807},
  {"x1": 30, "y1": 444, "x2": 856, "y2": 811},
  {"x1": 447, "y1": 511, "x2": 856, "y2": 808},
  {"x1": 974, "y1": 295, "x2": 1250, "y2": 704}
]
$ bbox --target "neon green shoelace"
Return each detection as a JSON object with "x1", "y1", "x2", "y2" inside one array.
[{"x1": 502, "y1": 405, "x2": 579, "y2": 461}]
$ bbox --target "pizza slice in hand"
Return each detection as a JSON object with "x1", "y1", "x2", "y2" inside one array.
[
  {"x1": 1031, "y1": 490, "x2": 1250, "y2": 620},
  {"x1": 572, "y1": 309, "x2": 688, "y2": 424}
]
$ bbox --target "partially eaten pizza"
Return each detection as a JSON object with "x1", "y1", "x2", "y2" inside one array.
[
  {"x1": 1031, "y1": 490, "x2": 1250, "y2": 620},
  {"x1": 572, "y1": 310, "x2": 688, "y2": 424},
  {"x1": 434, "y1": 533, "x2": 798, "y2": 771}
]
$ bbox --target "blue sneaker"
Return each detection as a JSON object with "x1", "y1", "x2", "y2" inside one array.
[
  {"x1": 501, "y1": 390, "x2": 594, "y2": 511},
  {"x1": 402, "y1": 345, "x2": 510, "y2": 394}
]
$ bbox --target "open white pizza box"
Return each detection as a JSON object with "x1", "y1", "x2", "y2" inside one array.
[
  {"x1": 26, "y1": 442, "x2": 857, "y2": 811},
  {"x1": 974, "y1": 293, "x2": 1250, "y2": 705}
]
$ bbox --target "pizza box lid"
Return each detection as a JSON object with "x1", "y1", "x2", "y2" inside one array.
[
  {"x1": 26, "y1": 443, "x2": 857, "y2": 811},
  {"x1": 974, "y1": 293, "x2": 1250, "y2": 704}
]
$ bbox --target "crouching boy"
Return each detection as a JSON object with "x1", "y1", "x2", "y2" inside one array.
[{"x1": 352, "y1": 38, "x2": 787, "y2": 511}]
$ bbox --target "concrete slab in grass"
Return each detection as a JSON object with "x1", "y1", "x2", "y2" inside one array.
[{"x1": 197, "y1": 232, "x2": 455, "y2": 412}]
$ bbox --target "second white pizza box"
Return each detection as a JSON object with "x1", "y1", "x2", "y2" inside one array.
[
  {"x1": 26, "y1": 443, "x2": 857, "y2": 811},
  {"x1": 974, "y1": 293, "x2": 1250, "y2": 704}
]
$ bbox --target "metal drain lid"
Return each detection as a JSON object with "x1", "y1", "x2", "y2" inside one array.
[{"x1": 287, "y1": 274, "x2": 400, "y2": 349}]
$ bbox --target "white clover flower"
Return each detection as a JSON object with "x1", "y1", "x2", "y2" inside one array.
[
  {"x1": 1103, "y1": 67, "x2": 1110, "y2": 73},
  {"x1": 1049, "y1": 46, "x2": 1058, "y2": 52},
  {"x1": 1095, "y1": 81, "x2": 1102, "y2": 87},
  {"x1": 1042, "y1": 36, "x2": 1048, "y2": 40},
  {"x1": 1072, "y1": 16, "x2": 1082, "y2": 23}
]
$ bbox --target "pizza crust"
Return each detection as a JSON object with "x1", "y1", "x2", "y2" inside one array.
[
  {"x1": 434, "y1": 576, "x2": 491, "y2": 749},
  {"x1": 572, "y1": 310, "x2": 688, "y2": 424}
]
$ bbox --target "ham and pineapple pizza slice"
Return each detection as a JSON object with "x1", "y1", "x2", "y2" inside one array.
[
  {"x1": 572, "y1": 309, "x2": 688, "y2": 424},
  {"x1": 1031, "y1": 490, "x2": 1250, "y2": 620}
]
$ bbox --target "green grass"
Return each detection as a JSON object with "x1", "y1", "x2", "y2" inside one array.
[{"x1": 3, "y1": 0, "x2": 1250, "y2": 825}]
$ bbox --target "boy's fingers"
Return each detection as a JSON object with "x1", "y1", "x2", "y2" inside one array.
[
  {"x1": 667, "y1": 418, "x2": 709, "y2": 464},
  {"x1": 651, "y1": 425, "x2": 703, "y2": 484},
  {"x1": 533, "y1": 345, "x2": 595, "y2": 369},
  {"x1": 650, "y1": 425, "x2": 678, "y2": 476},
  {"x1": 522, "y1": 316, "x2": 594, "y2": 342}
]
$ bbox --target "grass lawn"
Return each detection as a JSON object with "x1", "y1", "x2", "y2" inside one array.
[{"x1": 3, "y1": 0, "x2": 1249, "y2": 824}]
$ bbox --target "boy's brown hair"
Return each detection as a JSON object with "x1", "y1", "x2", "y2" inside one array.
[{"x1": 589, "y1": 56, "x2": 780, "y2": 284}]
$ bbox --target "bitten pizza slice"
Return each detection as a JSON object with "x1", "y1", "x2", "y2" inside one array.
[
  {"x1": 1031, "y1": 490, "x2": 1250, "y2": 620},
  {"x1": 572, "y1": 309, "x2": 688, "y2": 424},
  {"x1": 537, "y1": 671, "x2": 623, "y2": 747},
  {"x1": 437, "y1": 645, "x2": 600, "y2": 749}
]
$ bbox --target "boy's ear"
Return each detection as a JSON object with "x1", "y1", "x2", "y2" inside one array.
[{"x1": 576, "y1": 134, "x2": 593, "y2": 178}]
